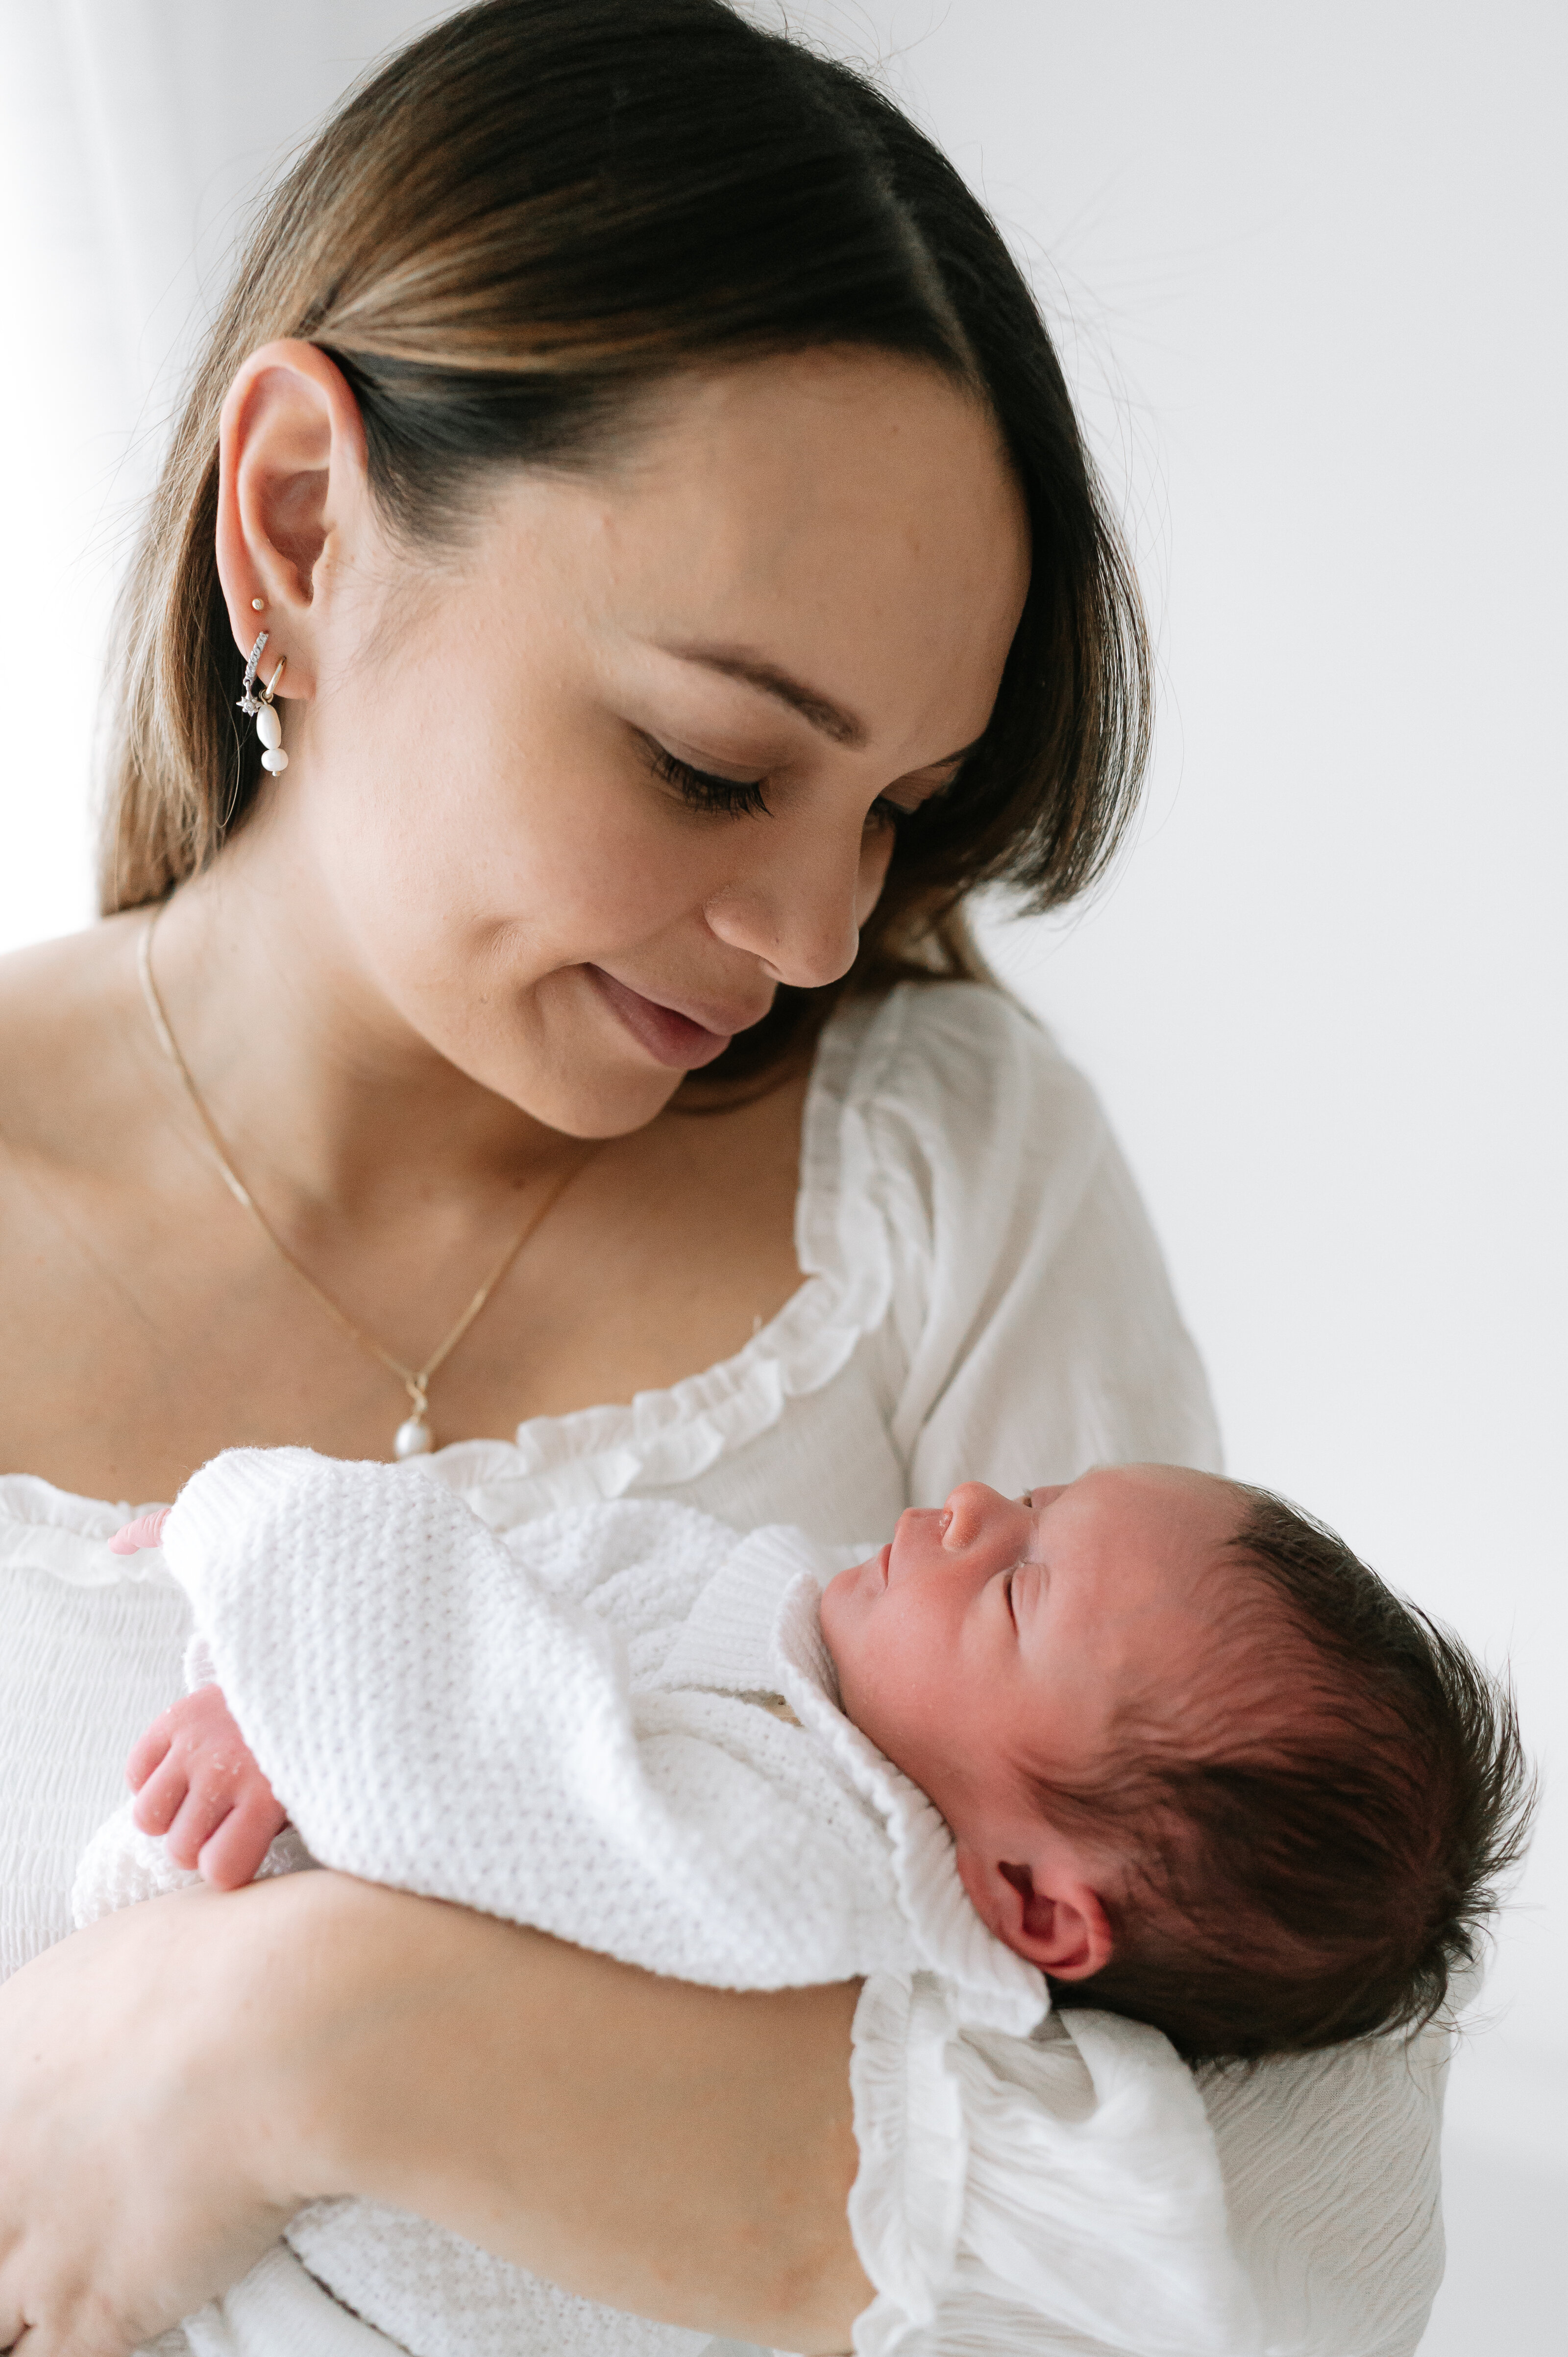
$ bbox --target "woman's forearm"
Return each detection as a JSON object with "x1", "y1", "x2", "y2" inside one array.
[
  {"x1": 236, "y1": 1870, "x2": 873, "y2": 2350},
  {"x1": 0, "y1": 1865, "x2": 869, "y2": 2357}
]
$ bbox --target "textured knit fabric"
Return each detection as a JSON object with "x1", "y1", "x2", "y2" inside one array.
[
  {"x1": 75, "y1": 1460, "x2": 1051, "y2": 2021},
  {"x1": 0, "y1": 983, "x2": 1448, "y2": 2357}
]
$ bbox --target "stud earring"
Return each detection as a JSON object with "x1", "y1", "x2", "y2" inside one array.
[
  {"x1": 238, "y1": 630, "x2": 289, "y2": 774},
  {"x1": 250, "y1": 597, "x2": 265, "y2": 612}
]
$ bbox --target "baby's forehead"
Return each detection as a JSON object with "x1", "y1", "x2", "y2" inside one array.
[
  {"x1": 1066, "y1": 1463, "x2": 1250, "y2": 1566},
  {"x1": 1073, "y1": 1461, "x2": 1239, "y2": 1508},
  {"x1": 1079, "y1": 1471, "x2": 1295, "y2": 1674}
]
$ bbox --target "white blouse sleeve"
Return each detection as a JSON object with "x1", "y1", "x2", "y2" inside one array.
[
  {"x1": 846, "y1": 1979, "x2": 1262, "y2": 2357},
  {"x1": 857, "y1": 984, "x2": 1222, "y2": 1501},
  {"x1": 845, "y1": 1975, "x2": 1447, "y2": 2357}
]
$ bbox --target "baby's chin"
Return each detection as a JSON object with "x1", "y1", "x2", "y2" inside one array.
[{"x1": 817, "y1": 1548, "x2": 885, "y2": 1683}]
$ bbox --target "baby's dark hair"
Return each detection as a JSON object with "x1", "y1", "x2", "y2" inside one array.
[{"x1": 1045, "y1": 1484, "x2": 1535, "y2": 2064}]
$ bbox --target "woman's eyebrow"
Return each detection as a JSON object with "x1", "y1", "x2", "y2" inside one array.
[
  {"x1": 650, "y1": 640, "x2": 988, "y2": 769},
  {"x1": 653, "y1": 640, "x2": 867, "y2": 744}
]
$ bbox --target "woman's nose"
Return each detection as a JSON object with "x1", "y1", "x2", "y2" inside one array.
[
  {"x1": 705, "y1": 889, "x2": 857, "y2": 989},
  {"x1": 702, "y1": 812, "x2": 878, "y2": 989}
]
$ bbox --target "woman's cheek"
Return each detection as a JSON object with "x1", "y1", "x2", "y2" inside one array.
[{"x1": 443, "y1": 774, "x2": 697, "y2": 955}]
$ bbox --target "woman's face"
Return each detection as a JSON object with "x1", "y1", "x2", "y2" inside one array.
[{"x1": 256, "y1": 349, "x2": 1031, "y2": 1137}]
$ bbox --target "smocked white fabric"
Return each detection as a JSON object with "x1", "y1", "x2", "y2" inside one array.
[{"x1": 0, "y1": 984, "x2": 1447, "y2": 2357}]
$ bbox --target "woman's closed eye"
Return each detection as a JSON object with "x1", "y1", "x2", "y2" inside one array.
[
  {"x1": 643, "y1": 731, "x2": 968, "y2": 829},
  {"x1": 877, "y1": 757, "x2": 969, "y2": 828},
  {"x1": 645, "y1": 737, "x2": 772, "y2": 819}
]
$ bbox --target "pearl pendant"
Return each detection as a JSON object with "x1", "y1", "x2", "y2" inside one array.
[
  {"x1": 394, "y1": 1414, "x2": 433, "y2": 1459},
  {"x1": 260, "y1": 747, "x2": 289, "y2": 774},
  {"x1": 255, "y1": 703, "x2": 283, "y2": 749}
]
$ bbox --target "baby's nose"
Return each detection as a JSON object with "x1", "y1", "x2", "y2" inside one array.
[{"x1": 939, "y1": 1482, "x2": 1004, "y2": 1550}]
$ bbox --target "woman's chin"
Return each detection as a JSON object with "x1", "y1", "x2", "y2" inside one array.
[
  {"x1": 431, "y1": 979, "x2": 690, "y2": 1140},
  {"x1": 521, "y1": 1061, "x2": 686, "y2": 1141}
]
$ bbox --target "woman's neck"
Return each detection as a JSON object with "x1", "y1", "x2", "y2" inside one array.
[{"x1": 147, "y1": 823, "x2": 588, "y2": 1225}]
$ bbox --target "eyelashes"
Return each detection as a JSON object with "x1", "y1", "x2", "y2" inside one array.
[
  {"x1": 645, "y1": 737, "x2": 916, "y2": 830},
  {"x1": 647, "y1": 740, "x2": 771, "y2": 819}
]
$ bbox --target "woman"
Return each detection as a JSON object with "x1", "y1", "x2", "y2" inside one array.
[{"x1": 0, "y1": 5, "x2": 1448, "y2": 2354}]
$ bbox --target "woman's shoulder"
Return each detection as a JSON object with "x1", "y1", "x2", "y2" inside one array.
[
  {"x1": 797, "y1": 980, "x2": 1121, "y2": 1337},
  {"x1": 0, "y1": 921, "x2": 151, "y2": 1256},
  {"x1": 818, "y1": 978, "x2": 1106, "y2": 1182},
  {"x1": 0, "y1": 920, "x2": 143, "y2": 1156}
]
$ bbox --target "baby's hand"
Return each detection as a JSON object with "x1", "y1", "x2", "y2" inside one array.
[
  {"x1": 126, "y1": 1686, "x2": 288, "y2": 1891},
  {"x1": 108, "y1": 1506, "x2": 172, "y2": 1555}
]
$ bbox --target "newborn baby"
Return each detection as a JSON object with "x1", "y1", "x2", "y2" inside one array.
[
  {"x1": 96, "y1": 1456, "x2": 1513, "y2": 2062},
  {"x1": 80, "y1": 1452, "x2": 1522, "y2": 2357}
]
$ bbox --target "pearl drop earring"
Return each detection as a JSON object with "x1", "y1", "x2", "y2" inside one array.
[{"x1": 238, "y1": 630, "x2": 289, "y2": 774}]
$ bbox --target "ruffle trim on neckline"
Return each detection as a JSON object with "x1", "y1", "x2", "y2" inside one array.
[
  {"x1": 771, "y1": 1571, "x2": 1048, "y2": 2038},
  {"x1": 0, "y1": 991, "x2": 910, "y2": 1577},
  {"x1": 432, "y1": 992, "x2": 901, "y2": 1523},
  {"x1": 0, "y1": 1473, "x2": 176, "y2": 1589}
]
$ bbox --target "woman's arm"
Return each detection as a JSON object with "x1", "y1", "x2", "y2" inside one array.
[{"x1": 0, "y1": 1873, "x2": 870, "y2": 2357}]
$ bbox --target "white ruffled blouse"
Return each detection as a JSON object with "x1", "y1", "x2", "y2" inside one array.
[{"x1": 0, "y1": 983, "x2": 1447, "y2": 2357}]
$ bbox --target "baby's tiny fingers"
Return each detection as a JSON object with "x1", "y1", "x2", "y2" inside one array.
[
  {"x1": 125, "y1": 1715, "x2": 175, "y2": 1792},
  {"x1": 107, "y1": 1507, "x2": 172, "y2": 1556},
  {"x1": 198, "y1": 1793, "x2": 290, "y2": 1892},
  {"x1": 162, "y1": 1779, "x2": 241, "y2": 1873},
  {"x1": 130, "y1": 1751, "x2": 190, "y2": 1837}
]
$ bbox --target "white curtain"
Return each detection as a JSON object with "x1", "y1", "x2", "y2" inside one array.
[
  {"x1": 0, "y1": 0, "x2": 460, "y2": 943},
  {"x1": 0, "y1": 0, "x2": 846, "y2": 943}
]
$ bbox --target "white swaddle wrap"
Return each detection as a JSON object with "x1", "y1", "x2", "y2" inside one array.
[{"x1": 76, "y1": 1446, "x2": 1264, "y2": 2357}]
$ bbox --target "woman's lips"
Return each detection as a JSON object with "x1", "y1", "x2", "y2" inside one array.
[{"x1": 588, "y1": 967, "x2": 736, "y2": 1070}]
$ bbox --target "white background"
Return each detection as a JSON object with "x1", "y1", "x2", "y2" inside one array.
[{"x1": 1, "y1": 4, "x2": 1563, "y2": 2346}]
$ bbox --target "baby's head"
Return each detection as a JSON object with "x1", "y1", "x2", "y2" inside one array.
[{"x1": 820, "y1": 1466, "x2": 1533, "y2": 2062}]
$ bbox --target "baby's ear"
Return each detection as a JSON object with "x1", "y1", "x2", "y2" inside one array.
[{"x1": 956, "y1": 1849, "x2": 1113, "y2": 1979}]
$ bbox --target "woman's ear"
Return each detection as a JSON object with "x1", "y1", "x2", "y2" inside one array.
[
  {"x1": 214, "y1": 340, "x2": 372, "y2": 698},
  {"x1": 956, "y1": 1848, "x2": 1113, "y2": 1980}
]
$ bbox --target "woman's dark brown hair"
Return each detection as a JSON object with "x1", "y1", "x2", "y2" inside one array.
[{"x1": 103, "y1": 0, "x2": 1149, "y2": 1080}]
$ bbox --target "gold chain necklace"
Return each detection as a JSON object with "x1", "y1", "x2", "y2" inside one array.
[{"x1": 138, "y1": 911, "x2": 597, "y2": 1459}]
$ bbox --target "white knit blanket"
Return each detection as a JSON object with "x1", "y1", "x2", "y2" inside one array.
[{"x1": 76, "y1": 1447, "x2": 1258, "y2": 2357}]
